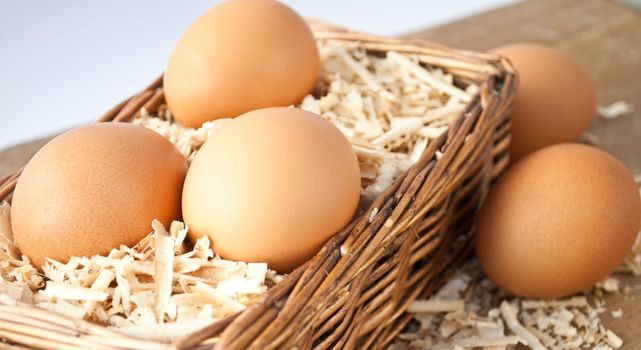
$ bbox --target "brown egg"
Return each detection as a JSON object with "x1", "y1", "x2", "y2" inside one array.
[
  {"x1": 492, "y1": 43, "x2": 596, "y2": 162},
  {"x1": 11, "y1": 123, "x2": 188, "y2": 268},
  {"x1": 476, "y1": 143, "x2": 641, "y2": 299},
  {"x1": 164, "y1": 0, "x2": 320, "y2": 128},
  {"x1": 182, "y1": 107, "x2": 361, "y2": 272}
]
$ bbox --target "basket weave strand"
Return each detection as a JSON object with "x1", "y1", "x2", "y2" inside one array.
[{"x1": 0, "y1": 20, "x2": 516, "y2": 350}]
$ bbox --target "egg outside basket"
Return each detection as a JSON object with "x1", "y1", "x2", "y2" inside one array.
[{"x1": 0, "y1": 20, "x2": 516, "y2": 350}]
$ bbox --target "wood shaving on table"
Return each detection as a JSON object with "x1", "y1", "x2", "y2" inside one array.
[
  {"x1": 389, "y1": 260, "x2": 629, "y2": 350},
  {"x1": 580, "y1": 132, "x2": 601, "y2": 146},
  {"x1": 499, "y1": 301, "x2": 545, "y2": 350},
  {"x1": 594, "y1": 276, "x2": 621, "y2": 298},
  {"x1": 598, "y1": 101, "x2": 634, "y2": 119},
  {"x1": 610, "y1": 308, "x2": 623, "y2": 319},
  {"x1": 408, "y1": 299, "x2": 465, "y2": 314}
]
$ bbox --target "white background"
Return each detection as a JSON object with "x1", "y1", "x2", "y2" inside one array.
[{"x1": 0, "y1": 0, "x2": 518, "y2": 149}]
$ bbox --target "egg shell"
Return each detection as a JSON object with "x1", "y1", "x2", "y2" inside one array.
[
  {"x1": 164, "y1": 0, "x2": 320, "y2": 127},
  {"x1": 182, "y1": 107, "x2": 361, "y2": 272},
  {"x1": 11, "y1": 123, "x2": 188, "y2": 268},
  {"x1": 476, "y1": 143, "x2": 641, "y2": 299},
  {"x1": 492, "y1": 44, "x2": 596, "y2": 162}
]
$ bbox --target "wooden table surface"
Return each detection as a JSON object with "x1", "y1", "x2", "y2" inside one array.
[{"x1": 1, "y1": 0, "x2": 640, "y2": 348}]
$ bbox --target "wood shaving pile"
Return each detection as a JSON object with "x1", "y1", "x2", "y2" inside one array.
[
  {"x1": 0, "y1": 207, "x2": 282, "y2": 341},
  {"x1": 0, "y1": 202, "x2": 42, "y2": 296},
  {"x1": 390, "y1": 177, "x2": 641, "y2": 350},
  {"x1": 390, "y1": 261, "x2": 626, "y2": 350},
  {"x1": 301, "y1": 42, "x2": 476, "y2": 203},
  {"x1": 132, "y1": 108, "x2": 230, "y2": 162}
]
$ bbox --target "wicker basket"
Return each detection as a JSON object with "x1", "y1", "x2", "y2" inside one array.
[{"x1": 0, "y1": 20, "x2": 516, "y2": 350}]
